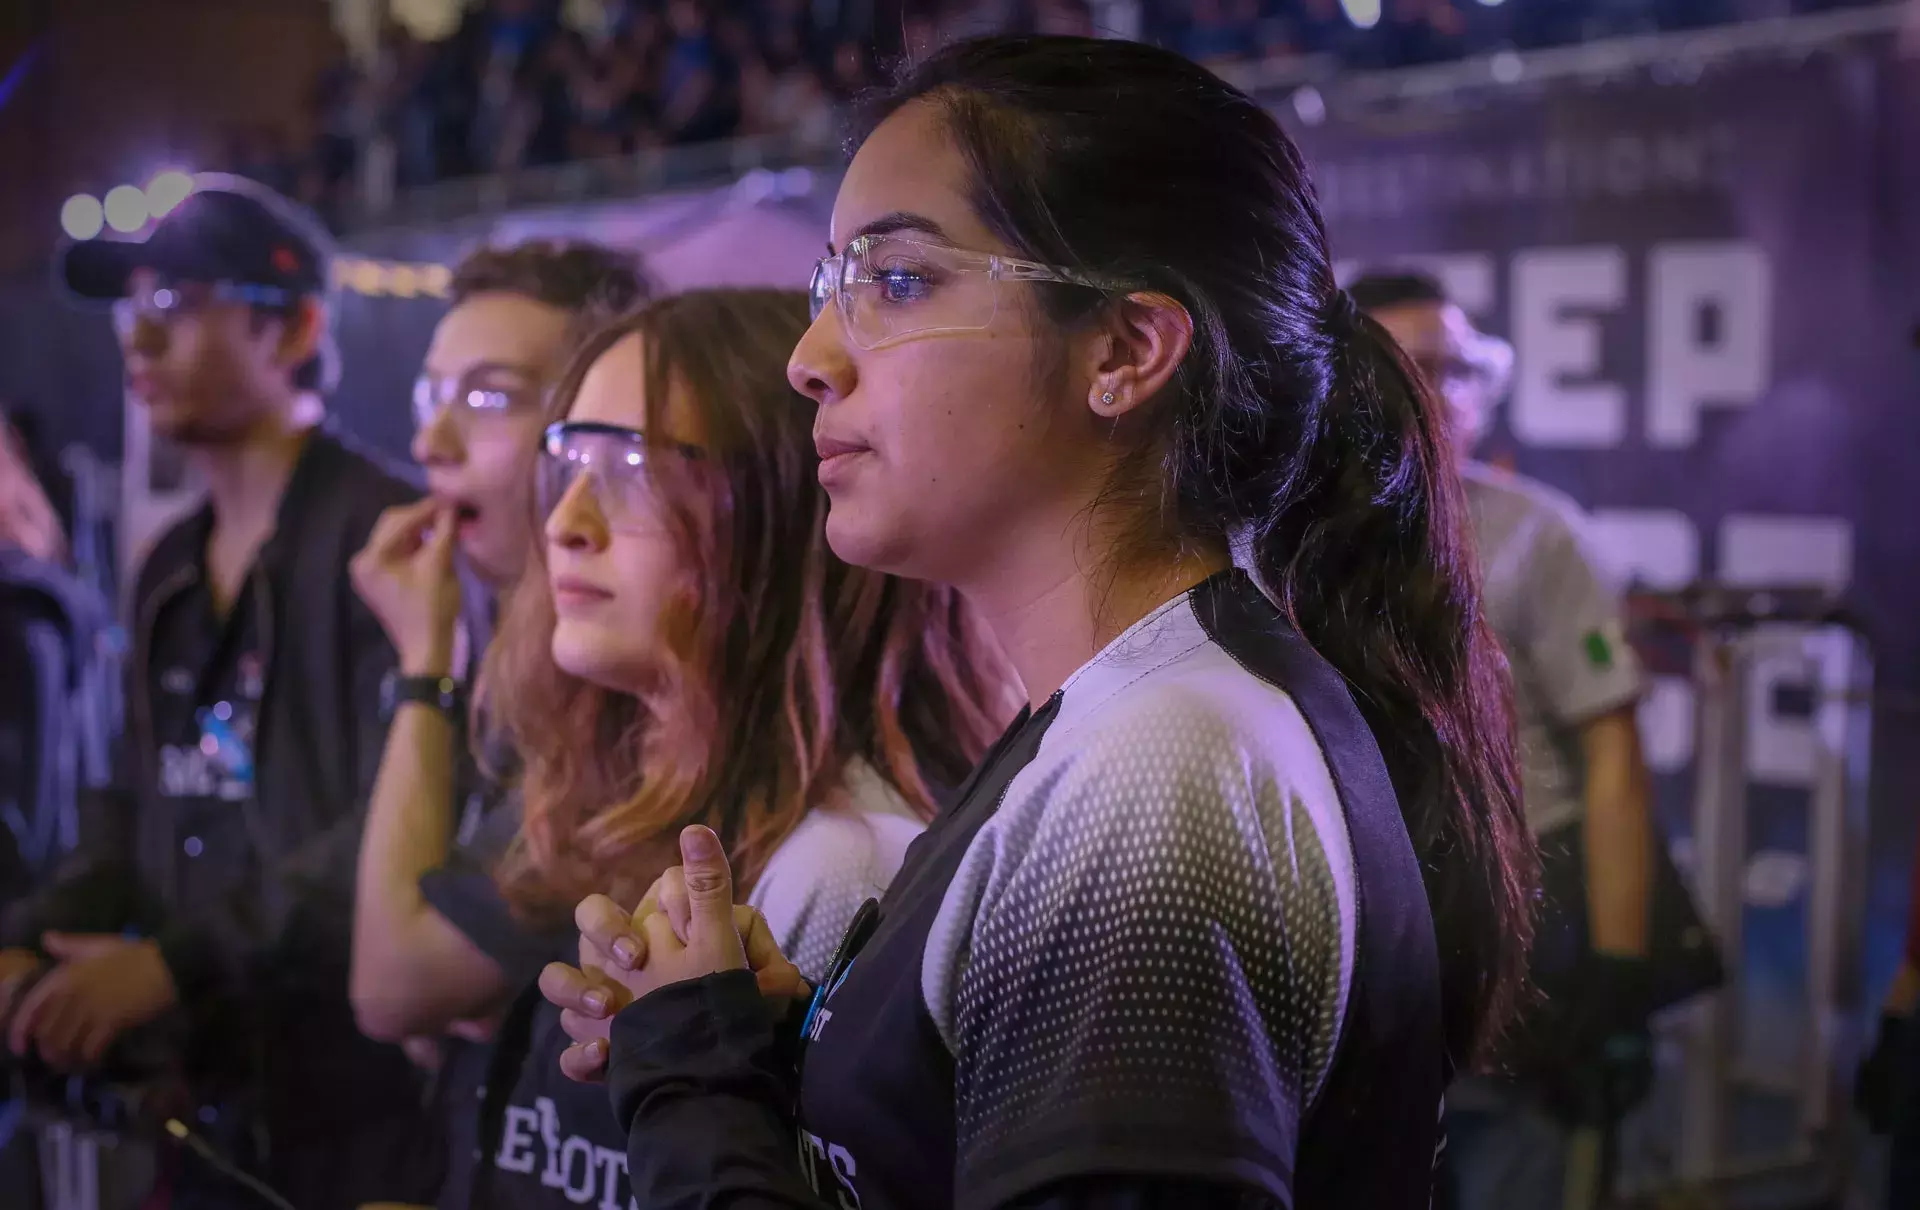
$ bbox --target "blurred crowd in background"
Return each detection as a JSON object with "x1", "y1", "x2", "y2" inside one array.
[{"x1": 231, "y1": 0, "x2": 1886, "y2": 223}]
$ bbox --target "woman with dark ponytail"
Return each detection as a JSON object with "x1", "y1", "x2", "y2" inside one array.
[{"x1": 539, "y1": 34, "x2": 1535, "y2": 1209}]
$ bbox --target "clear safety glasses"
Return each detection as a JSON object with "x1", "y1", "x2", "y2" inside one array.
[
  {"x1": 808, "y1": 233, "x2": 1105, "y2": 350},
  {"x1": 536, "y1": 421, "x2": 700, "y2": 534},
  {"x1": 111, "y1": 279, "x2": 295, "y2": 340},
  {"x1": 1407, "y1": 330, "x2": 1516, "y2": 419},
  {"x1": 412, "y1": 366, "x2": 546, "y2": 431}
]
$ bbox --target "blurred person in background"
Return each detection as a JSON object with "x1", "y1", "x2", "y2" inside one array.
[
  {"x1": 348, "y1": 238, "x2": 648, "y2": 1210},
  {"x1": 0, "y1": 175, "x2": 434, "y2": 1210},
  {"x1": 1352, "y1": 270, "x2": 1656, "y2": 1210},
  {"x1": 353, "y1": 288, "x2": 1013, "y2": 1210}
]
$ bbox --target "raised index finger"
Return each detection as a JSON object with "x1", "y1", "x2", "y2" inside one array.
[{"x1": 364, "y1": 497, "x2": 440, "y2": 559}]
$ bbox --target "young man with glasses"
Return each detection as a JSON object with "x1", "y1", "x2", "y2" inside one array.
[
  {"x1": 345, "y1": 241, "x2": 647, "y2": 1210},
  {"x1": 0, "y1": 175, "x2": 435, "y2": 1208},
  {"x1": 1351, "y1": 270, "x2": 1658, "y2": 1210}
]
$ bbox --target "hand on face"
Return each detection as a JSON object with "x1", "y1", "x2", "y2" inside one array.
[
  {"x1": 8, "y1": 933, "x2": 178, "y2": 1071},
  {"x1": 350, "y1": 497, "x2": 462, "y2": 676},
  {"x1": 538, "y1": 826, "x2": 809, "y2": 1083}
]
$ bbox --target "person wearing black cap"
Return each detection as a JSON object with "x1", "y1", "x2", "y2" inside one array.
[{"x1": 0, "y1": 174, "x2": 437, "y2": 1209}]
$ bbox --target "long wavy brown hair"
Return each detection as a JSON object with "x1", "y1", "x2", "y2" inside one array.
[{"x1": 480, "y1": 289, "x2": 1017, "y2": 922}]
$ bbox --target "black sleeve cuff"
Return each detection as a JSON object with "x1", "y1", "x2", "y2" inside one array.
[{"x1": 606, "y1": 970, "x2": 794, "y2": 1133}]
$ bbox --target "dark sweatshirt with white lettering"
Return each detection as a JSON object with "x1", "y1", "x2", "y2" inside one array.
[{"x1": 423, "y1": 762, "x2": 927, "y2": 1210}]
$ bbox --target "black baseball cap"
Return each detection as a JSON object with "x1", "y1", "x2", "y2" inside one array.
[{"x1": 58, "y1": 173, "x2": 334, "y2": 305}]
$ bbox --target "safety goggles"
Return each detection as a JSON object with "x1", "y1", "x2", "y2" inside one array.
[
  {"x1": 808, "y1": 233, "x2": 1104, "y2": 350},
  {"x1": 1407, "y1": 330, "x2": 1515, "y2": 416},
  {"x1": 536, "y1": 421, "x2": 701, "y2": 533},
  {"x1": 412, "y1": 365, "x2": 547, "y2": 431},
  {"x1": 111, "y1": 279, "x2": 297, "y2": 339}
]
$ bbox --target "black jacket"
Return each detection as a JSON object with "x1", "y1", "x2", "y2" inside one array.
[{"x1": 4, "y1": 427, "x2": 430, "y2": 1146}]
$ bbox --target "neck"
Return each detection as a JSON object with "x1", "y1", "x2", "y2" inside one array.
[
  {"x1": 188, "y1": 414, "x2": 314, "y2": 532},
  {"x1": 959, "y1": 513, "x2": 1229, "y2": 708}
]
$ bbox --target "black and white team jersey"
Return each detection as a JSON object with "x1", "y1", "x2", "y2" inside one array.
[
  {"x1": 425, "y1": 763, "x2": 926, "y2": 1210},
  {"x1": 606, "y1": 570, "x2": 1447, "y2": 1210}
]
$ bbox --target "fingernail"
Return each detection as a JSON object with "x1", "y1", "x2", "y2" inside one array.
[
  {"x1": 681, "y1": 825, "x2": 721, "y2": 863},
  {"x1": 612, "y1": 937, "x2": 639, "y2": 968},
  {"x1": 584, "y1": 990, "x2": 610, "y2": 1016},
  {"x1": 588, "y1": 1039, "x2": 607, "y2": 1062}
]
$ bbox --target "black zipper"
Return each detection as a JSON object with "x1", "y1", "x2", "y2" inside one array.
[{"x1": 134, "y1": 562, "x2": 200, "y2": 906}]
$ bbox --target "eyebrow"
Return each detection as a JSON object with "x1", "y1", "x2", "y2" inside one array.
[{"x1": 829, "y1": 211, "x2": 955, "y2": 254}]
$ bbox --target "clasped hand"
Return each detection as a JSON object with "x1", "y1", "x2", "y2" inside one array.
[
  {"x1": 538, "y1": 825, "x2": 808, "y2": 1083},
  {"x1": 0, "y1": 934, "x2": 177, "y2": 1070}
]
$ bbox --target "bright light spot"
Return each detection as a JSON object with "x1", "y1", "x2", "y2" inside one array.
[
  {"x1": 1291, "y1": 86, "x2": 1327, "y2": 126},
  {"x1": 60, "y1": 194, "x2": 105, "y2": 240},
  {"x1": 104, "y1": 184, "x2": 149, "y2": 233},
  {"x1": 1490, "y1": 51, "x2": 1525, "y2": 83},
  {"x1": 1340, "y1": 0, "x2": 1381, "y2": 28},
  {"x1": 145, "y1": 170, "x2": 194, "y2": 218},
  {"x1": 777, "y1": 166, "x2": 816, "y2": 197},
  {"x1": 1478, "y1": 0, "x2": 1506, "y2": 8}
]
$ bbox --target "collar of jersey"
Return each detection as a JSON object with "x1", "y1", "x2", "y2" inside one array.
[{"x1": 1044, "y1": 577, "x2": 1216, "y2": 747}]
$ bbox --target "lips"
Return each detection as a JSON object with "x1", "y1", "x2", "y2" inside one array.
[
  {"x1": 550, "y1": 573, "x2": 614, "y2": 608},
  {"x1": 814, "y1": 433, "x2": 870, "y2": 462},
  {"x1": 426, "y1": 481, "x2": 480, "y2": 526},
  {"x1": 814, "y1": 432, "x2": 872, "y2": 488}
]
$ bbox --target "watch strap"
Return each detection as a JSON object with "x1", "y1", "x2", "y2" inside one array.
[{"x1": 383, "y1": 672, "x2": 466, "y2": 721}]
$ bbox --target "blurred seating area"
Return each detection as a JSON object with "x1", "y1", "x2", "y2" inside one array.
[{"x1": 240, "y1": 0, "x2": 1892, "y2": 222}]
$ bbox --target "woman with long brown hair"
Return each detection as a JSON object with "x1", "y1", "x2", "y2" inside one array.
[
  {"x1": 413, "y1": 288, "x2": 1013, "y2": 1210},
  {"x1": 544, "y1": 35, "x2": 1534, "y2": 1210}
]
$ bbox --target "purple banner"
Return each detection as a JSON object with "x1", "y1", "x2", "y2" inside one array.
[{"x1": 1284, "y1": 50, "x2": 1920, "y2": 1009}]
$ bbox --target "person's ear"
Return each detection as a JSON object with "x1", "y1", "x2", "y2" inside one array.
[
  {"x1": 1082, "y1": 292, "x2": 1193, "y2": 420},
  {"x1": 274, "y1": 297, "x2": 327, "y2": 378}
]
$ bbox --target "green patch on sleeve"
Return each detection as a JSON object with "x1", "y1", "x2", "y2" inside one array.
[{"x1": 1584, "y1": 629, "x2": 1614, "y2": 669}]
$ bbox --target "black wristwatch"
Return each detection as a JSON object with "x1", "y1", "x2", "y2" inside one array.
[{"x1": 380, "y1": 672, "x2": 466, "y2": 722}]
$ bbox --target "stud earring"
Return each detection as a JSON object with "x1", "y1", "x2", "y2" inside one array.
[{"x1": 1100, "y1": 390, "x2": 1115, "y2": 406}]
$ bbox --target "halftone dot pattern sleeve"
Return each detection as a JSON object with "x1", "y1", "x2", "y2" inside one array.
[
  {"x1": 748, "y1": 760, "x2": 927, "y2": 984},
  {"x1": 924, "y1": 660, "x2": 1355, "y2": 1210}
]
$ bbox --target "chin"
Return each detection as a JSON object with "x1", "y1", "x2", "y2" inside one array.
[
  {"x1": 550, "y1": 621, "x2": 642, "y2": 694},
  {"x1": 823, "y1": 506, "x2": 894, "y2": 574},
  {"x1": 825, "y1": 504, "x2": 936, "y2": 582},
  {"x1": 148, "y1": 412, "x2": 245, "y2": 449},
  {"x1": 143, "y1": 409, "x2": 195, "y2": 443},
  {"x1": 459, "y1": 531, "x2": 519, "y2": 589}
]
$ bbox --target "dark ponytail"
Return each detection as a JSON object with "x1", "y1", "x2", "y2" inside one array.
[{"x1": 860, "y1": 35, "x2": 1536, "y2": 1065}]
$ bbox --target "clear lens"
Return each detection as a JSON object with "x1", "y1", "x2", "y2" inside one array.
[
  {"x1": 838, "y1": 235, "x2": 1002, "y2": 350},
  {"x1": 413, "y1": 373, "x2": 530, "y2": 431},
  {"x1": 411, "y1": 375, "x2": 439, "y2": 429},
  {"x1": 537, "y1": 425, "x2": 661, "y2": 534},
  {"x1": 809, "y1": 235, "x2": 1104, "y2": 349},
  {"x1": 808, "y1": 258, "x2": 834, "y2": 323}
]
